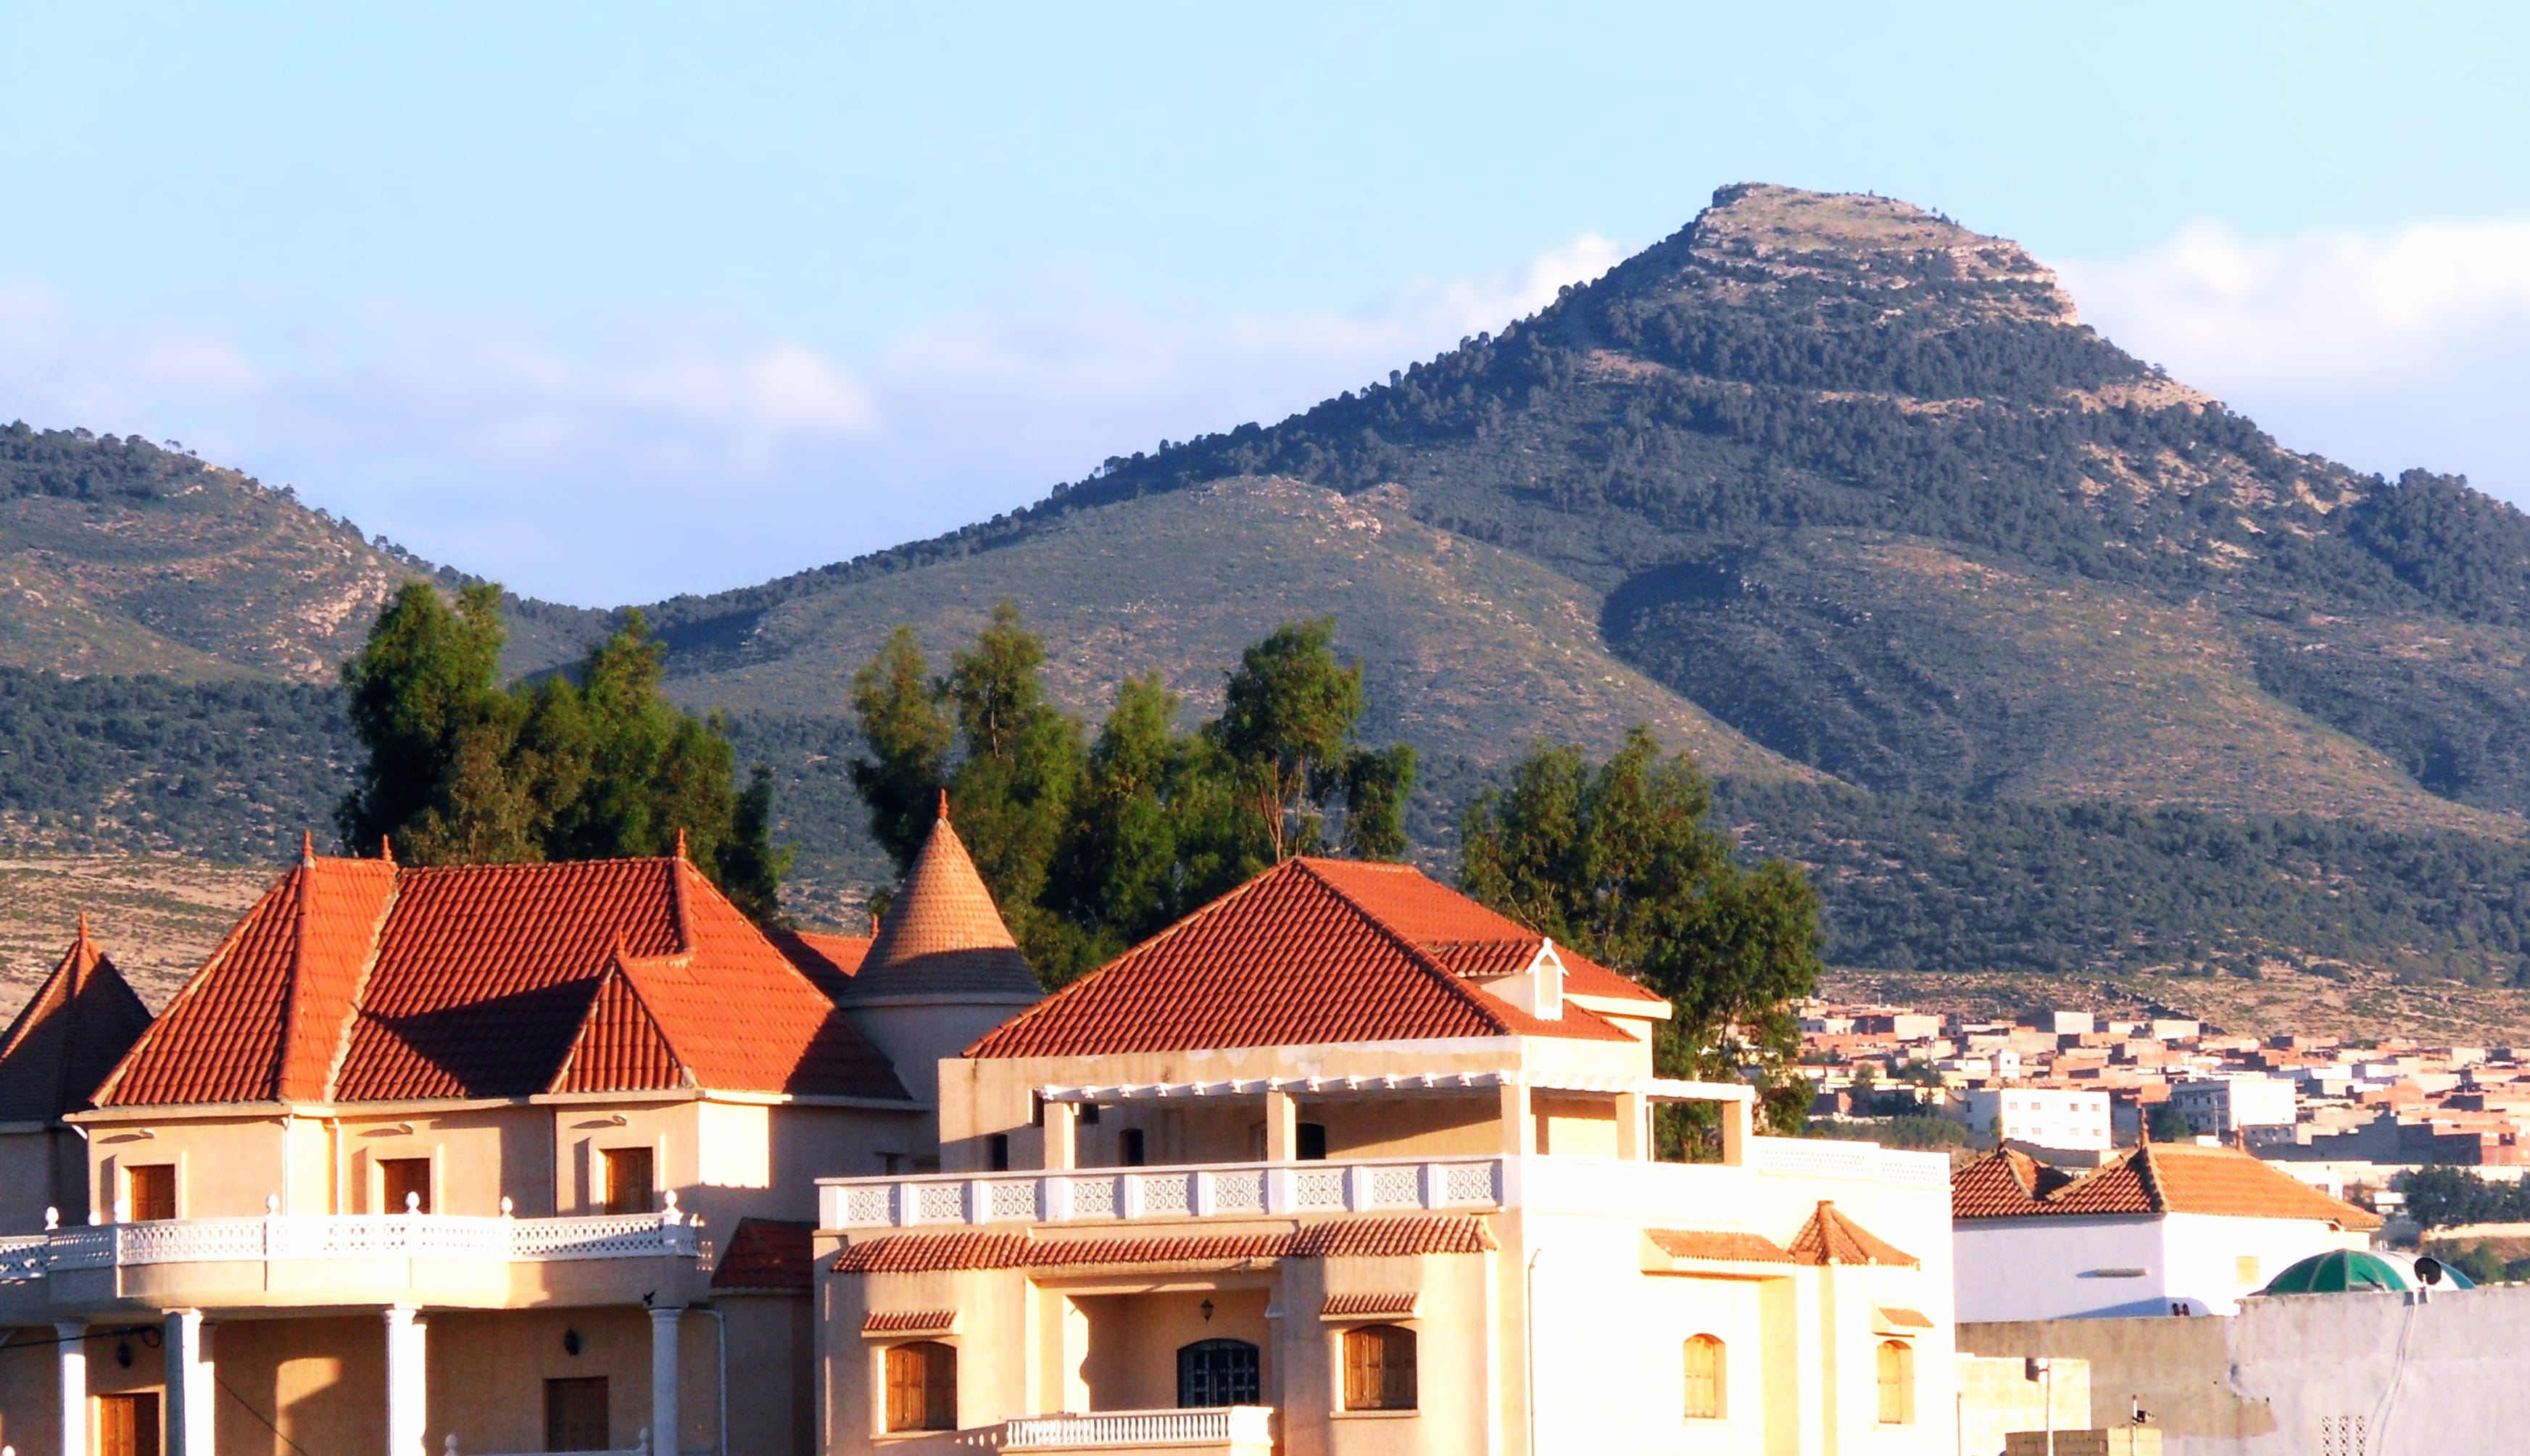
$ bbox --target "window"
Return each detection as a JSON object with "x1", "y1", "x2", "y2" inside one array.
[
  {"x1": 1297, "y1": 1122, "x2": 1329, "y2": 1161},
  {"x1": 1119, "y1": 1128, "x2": 1146, "y2": 1167},
  {"x1": 1682, "y1": 1334, "x2": 1726, "y2": 1420},
  {"x1": 381, "y1": 1156, "x2": 433, "y2": 1214},
  {"x1": 884, "y1": 1341, "x2": 957, "y2": 1432},
  {"x1": 2236, "y1": 1255, "x2": 2261, "y2": 1285},
  {"x1": 96, "y1": 1391, "x2": 160, "y2": 1456},
  {"x1": 602, "y1": 1147, "x2": 655, "y2": 1215},
  {"x1": 1177, "y1": 1339, "x2": 1261, "y2": 1407},
  {"x1": 1342, "y1": 1324, "x2": 1417, "y2": 1411},
  {"x1": 1078, "y1": 1102, "x2": 1101, "y2": 1125},
  {"x1": 544, "y1": 1377, "x2": 610, "y2": 1451},
  {"x1": 1875, "y1": 1340, "x2": 1915, "y2": 1426},
  {"x1": 125, "y1": 1164, "x2": 175, "y2": 1222},
  {"x1": 987, "y1": 1133, "x2": 1011, "y2": 1172}
]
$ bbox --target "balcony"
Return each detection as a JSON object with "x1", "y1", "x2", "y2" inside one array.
[
  {"x1": 818, "y1": 1140, "x2": 1948, "y2": 1233},
  {"x1": 1005, "y1": 1405, "x2": 1273, "y2": 1455},
  {"x1": 0, "y1": 1204, "x2": 702, "y2": 1314}
]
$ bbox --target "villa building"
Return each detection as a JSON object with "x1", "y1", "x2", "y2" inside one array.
[
  {"x1": 814, "y1": 854, "x2": 1960, "y2": 1456},
  {"x1": 0, "y1": 825, "x2": 1034, "y2": 1456}
]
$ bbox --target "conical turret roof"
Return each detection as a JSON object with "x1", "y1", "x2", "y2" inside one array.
[{"x1": 845, "y1": 803, "x2": 1040, "y2": 1002}]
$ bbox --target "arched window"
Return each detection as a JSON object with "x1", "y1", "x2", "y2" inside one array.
[
  {"x1": 1177, "y1": 1338, "x2": 1261, "y2": 1407},
  {"x1": 1875, "y1": 1339, "x2": 1914, "y2": 1426},
  {"x1": 1342, "y1": 1324, "x2": 1417, "y2": 1411},
  {"x1": 1682, "y1": 1334, "x2": 1726, "y2": 1420},
  {"x1": 884, "y1": 1341, "x2": 956, "y2": 1432}
]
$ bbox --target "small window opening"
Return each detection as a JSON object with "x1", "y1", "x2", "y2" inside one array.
[
  {"x1": 1297, "y1": 1123, "x2": 1329, "y2": 1161},
  {"x1": 1119, "y1": 1128, "x2": 1147, "y2": 1166},
  {"x1": 987, "y1": 1133, "x2": 1011, "y2": 1172}
]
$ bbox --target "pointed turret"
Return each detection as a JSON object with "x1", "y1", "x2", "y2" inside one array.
[
  {"x1": 0, "y1": 922, "x2": 153, "y2": 1123},
  {"x1": 844, "y1": 803, "x2": 1038, "y2": 1003},
  {"x1": 836, "y1": 800, "x2": 1041, "y2": 1132}
]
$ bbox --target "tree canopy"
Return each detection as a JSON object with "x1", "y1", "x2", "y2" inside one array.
[
  {"x1": 336, "y1": 581, "x2": 789, "y2": 924},
  {"x1": 1459, "y1": 728, "x2": 1824, "y2": 1136},
  {"x1": 845, "y1": 603, "x2": 1416, "y2": 984}
]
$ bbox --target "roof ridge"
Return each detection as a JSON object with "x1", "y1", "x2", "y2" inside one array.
[
  {"x1": 91, "y1": 860, "x2": 292, "y2": 1107},
  {"x1": 319, "y1": 867, "x2": 402, "y2": 1103},
  {"x1": 273, "y1": 861, "x2": 315, "y2": 1098},
  {"x1": 963, "y1": 857, "x2": 1306, "y2": 1057},
  {"x1": 1294, "y1": 860, "x2": 1521, "y2": 1036},
  {"x1": 2130, "y1": 1142, "x2": 2168, "y2": 1213},
  {"x1": 546, "y1": 947, "x2": 689, "y2": 1094},
  {"x1": 668, "y1": 857, "x2": 694, "y2": 957}
]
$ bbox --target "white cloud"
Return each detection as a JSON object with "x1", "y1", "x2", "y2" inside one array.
[
  {"x1": 0, "y1": 235, "x2": 1622, "y2": 603},
  {"x1": 2058, "y1": 219, "x2": 2530, "y2": 504}
]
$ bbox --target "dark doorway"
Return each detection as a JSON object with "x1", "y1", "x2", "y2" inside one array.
[
  {"x1": 544, "y1": 1376, "x2": 610, "y2": 1451},
  {"x1": 97, "y1": 1391, "x2": 160, "y2": 1456},
  {"x1": 1296, "y1": 1123, "x2": 1328, "y2": 1160},
  {"x1": 381, "y1": 1157, "x2": 432, "y2": 1213},
  {"x1": 1177, "y1": 1338, "x2": 1261, "y2": 1408}
]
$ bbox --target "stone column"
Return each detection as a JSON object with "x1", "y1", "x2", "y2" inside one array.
[
  {"x1": 164, "y1": 1310, "x2": 212, "y2": 1456},
  {"x1": 1263, "y1": 1088, "x2": 1298, "y2": 1162},
  {"x1": 53, "y1": 1321, "x2": 85, "y2": 1456},
  {"x1": 650, "y1": 1306, "x2": 684, "y2": 1456},
  {"x1": 1042, "y1": 1099, "x2": 1077, "y2": 1170},
  {"x1": 1613, "y1": 1091, "x2": 1646, "y2": 1161},
  {"x1": 1497, "y1": 1080, "x2": 1532, "y2": 1157},
  {"x1": 1720, "y1": 1095, "x2": 1752, "y2": 1167},
  {"x1": 383, "y1": 1306, "x2": 427, "y2": 1456}
]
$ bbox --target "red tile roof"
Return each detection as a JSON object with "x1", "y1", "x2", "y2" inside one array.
[
  {"x1": 1786, "y1": 1202, "x2": 1918, "y2": 1268},
  {"x1": 1643, "y1": 1228, "x2": 1799, "y2": 1265},
  {"x1": 1321, "y1": 1291, "x2": 1418, "y2": 1318},
  {"x1": 94, "y1": 853, "x2": 911, "y2": 1108},
  {"x1": 1955, "y1": 1143, "x2": 2381, "y2": 1231},
  {"x1": 0, "y1": 920, "x2": 153, "y2": 1122},
  {"x1": 712, "y1": 1218, "x2": 815, "y2": 1292},
  {"x1": 1949, "y1": 1147, "x2": 2073, "y2": 1218},
  {"x1": 770, "y1": 931, "x2": 871, "y2": 1001},
  {"x1": 831, "y1": 1215, "x2": 1496, "y2": 1274},
  {"x1": 846, "y1": 810, "x2": 1039, "y2": 1002},
  {"x1": 861, "y1": 1310, "x2": 957, "y2": 1334},
  {"x1": 966, "y1": 858, "x2": 1638, "y2": 1058}
]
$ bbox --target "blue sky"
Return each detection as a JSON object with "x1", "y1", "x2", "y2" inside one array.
[{"x1": 4, "y1": 3, "x2": 2526, "y2": 604}]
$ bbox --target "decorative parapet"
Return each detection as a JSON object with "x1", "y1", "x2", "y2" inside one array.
[
  {"x1": 0, "y1": 1209, "x2": 699, "y2": 1284},
  {"x1": 1005, "y1": 1405, "x2": 1274, "y2": 1451},
  {"x1": 818, "y1": 1139, "x2": 1948, "y2": 1233}
]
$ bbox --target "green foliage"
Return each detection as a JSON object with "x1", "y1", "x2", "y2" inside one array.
[
  {"x1": 333, "y1": 588, "x2": 777, "y2": 918},
  {"x1": 1459, "y1": 728, "x2": 1824, "y2": 1133},
  {"x1": 2402, "y1": 1166, "x2": 2530, "y2": 1230},
  {"x1": 1804, "y1": 1115, "x2": 1975, "y2": 1151},
  {"x1": 0, "y1": 421, "x2": 203, "y2": 503},
  {"x1": 843, "y1": 607, "x2": 1416, "y2": 986},
  {"x1": 2147, "y1": 1102, "x2": 2194, "y2": 1143},
  {"x1": 718, "y1": 764, "x2": 794, "y2": 928}
]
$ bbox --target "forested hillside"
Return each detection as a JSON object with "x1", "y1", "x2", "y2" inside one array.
[{"x1": 11, "y1": 182, "x2": 2530, "y2": 1016}]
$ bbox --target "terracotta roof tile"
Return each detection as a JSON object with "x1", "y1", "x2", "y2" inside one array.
[
  {"x1": 967, "y1": 859, "x2": 1633, "y2": 1058},
  {"x1": 1321, "y1": 1292, "x2": 1417, "y2": 1318},
  {"x1": 96, "y1": 852, "x2": 911, "y2": 1107},
  {"x1": 713, "y1": 1218, "x2": 815, "y2": 1291},
  {"x1": 846, "y1": 812, "x2": 1039, "y2": 1002},
  {"x1": 1644, "y1": 1228, "x2": 1799, "y2": 1265},
  {"x1": 830, "y1": 1215, "x2": 1496, "y2": 1274},
  {"x1": 1949, "y1": 1147, "x2": 2071, "y2": 1218},
  {"x1": 862, "y1": 1310, "x2": 957, "y2": 1334},
  {"x1": 0, "y1": 922, "x2": 152, "y2": 1122},
  {"x1": 1875, "y1": 1306, "x2": 1935, "y2": 1330},
  {"x1": 1960, "y1": 1143, "x2": 2381, "y2": 1230},
  {"x1": 771, "y1": 931, "x2": 871, "y2": 1001},
  {"x1": 1787, "y1": 1202, "x2": 1918, "y2": 1267},
  {"x1": 1301, "y1": 860, "x2": 1665, "y2": 1007}
]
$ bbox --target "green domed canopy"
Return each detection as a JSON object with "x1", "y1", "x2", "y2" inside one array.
[{"x1": 2260, "y1": 1249, "x2": 2411, "y2": 1296}]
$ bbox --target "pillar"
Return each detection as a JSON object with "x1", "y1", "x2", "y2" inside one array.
[
  {"x1": 1042, "y1": 1099, "x2": 1077, "y2": 1171},
  {"x1": 164, "y1": 1310, "x2": 212, "y2": 1456},
  {"x1": 1498, "y1": 1081, "x2": 1532, "y2": 1157},
  {"x1": 383, "y1": 1306, "x2": 427, "y2": 1456},
  {"x1": 1720, "y1": 1095, "x2": 1752, "y2": 1166},
  {"x1": 1614, "y1": 1091, "x2": 1646, "y2": 1161},
  {"x1": 650, "y1": 1306, "x2": 684, "y2": 1456},
  {"x1": 1263, "y1": 1089, "x2": 1298, "y2": 1162},
  {"x1": 53, "y1": 1321, "x2": 85, "y2": 1456}
]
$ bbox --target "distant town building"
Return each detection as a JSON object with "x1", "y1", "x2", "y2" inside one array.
[
  {"x1": 2170, "y1": 1076, "x2": 2298, "y2": 1137},
  {"x1": 1964, "y1": 1087, "x2": 2113, "y2": 1152},
  {"x1": 1952, "y1": 1144, "x2": 2380, "y2": 1321}
]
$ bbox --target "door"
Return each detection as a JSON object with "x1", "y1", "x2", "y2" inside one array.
[
  {"x1": 602, "y1": 1147, "x2": 654, "y2": 1214},
  {"x1": 544, "y1": 1377, "x2": 610, "y2": 1452},
  {"x1": 1176, "y1": 1339, "x2": 1261, "y2": 1408},
  {"x1": 380, "y1": 1156, "x2": 433, "y2": 1213},
  {"x1": 126, "y1": 1164, "x2": 176, "y2": 1221},
  {"x1": 96, "y1": 1392, "x2": 161, "y2": 1456}
]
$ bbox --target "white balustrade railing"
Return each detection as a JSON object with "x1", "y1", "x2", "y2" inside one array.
[
  {"x1": 1006, "y1": 1405, "x2": 1273, "y2": 1450},
  {"x1": 822, "y1": 1157, "x2": 1506, "y2": 1231},
  {"x1": 4, "y1": 1210, "x2": 698, "y2": 1281},
  {"x1": 820, "y1": 1139, "x2": 1946, "y2": 1233}
]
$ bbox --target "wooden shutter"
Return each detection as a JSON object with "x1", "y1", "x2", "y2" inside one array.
[
  {"x1": 127, "y1": 1164, "x2": 175, "y2": 1222},
  {"x1": 1343, "y1": 1325, "x2": 1417, "y2": 1411},
  {"x1": 381, "y1": 1157, "x2": 432, "y2": 1214},
  {"x1": 1683, "y1": 1334, "x2": 1725, "y2": 1419},
  {"x1": 1876, "y1": 1340, "x2": 1914, "y2": 1425},
  {"x1": 602, "y1": 1147, "x2": 655, "y2": 1214},
  {"x1": 885, "y1": 1342, "x2": 955, "y2": 1432}
]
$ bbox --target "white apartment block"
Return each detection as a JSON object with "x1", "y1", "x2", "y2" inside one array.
[
  {"x1": 2170, "y1": 1075, "x2": 2298, "y2": 1136},
  {"x1": 1962, "y1": 1087, "x2": 2112, "y2": 1152}
]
